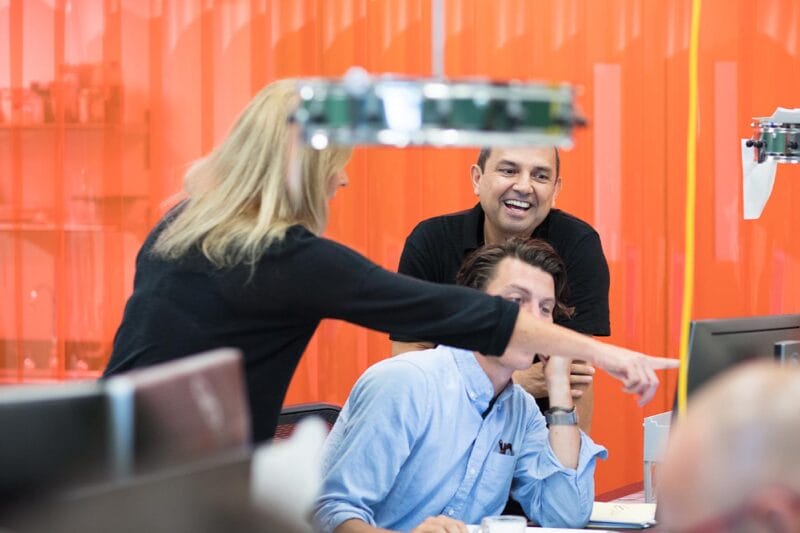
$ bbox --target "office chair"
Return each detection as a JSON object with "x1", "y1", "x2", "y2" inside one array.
[{"x1": 274, "y1": 403, "x2": 340, "y2": 440}]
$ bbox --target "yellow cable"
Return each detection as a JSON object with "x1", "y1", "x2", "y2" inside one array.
[{"x1": 678, "y1": 0, "x2": 702, "y2": 416}]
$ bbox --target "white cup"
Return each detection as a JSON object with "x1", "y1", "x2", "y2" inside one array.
[{"x1": 480, "y1": 515, "x2": 526, "y2": 533}]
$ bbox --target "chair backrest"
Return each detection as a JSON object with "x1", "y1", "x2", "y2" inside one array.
[
  {"x1": 105, "y1": 347, "x2": 251, "y2": 475},
  {"x1": 0, "y1": 381, "x2": 117, "y2": 507},
  {"x1": 274, "y1": 403, "x2": 340, "y2": 440}
]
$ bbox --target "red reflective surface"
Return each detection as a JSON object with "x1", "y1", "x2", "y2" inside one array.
[{"x1": 1, "y1": 0, "x2": 799, "y2": 493}]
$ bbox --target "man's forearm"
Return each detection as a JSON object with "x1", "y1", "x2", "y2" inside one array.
[
  {"x1": 334, "y1": 518, "x2": 394, "y2": 533},
  {"x1": 546, "y1": 373, "x2": 581, "y2": 469}
]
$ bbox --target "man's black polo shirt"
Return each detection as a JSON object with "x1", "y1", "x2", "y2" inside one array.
[{"x1": 393, "y1": 203, "x2": 610, "y2": 340}]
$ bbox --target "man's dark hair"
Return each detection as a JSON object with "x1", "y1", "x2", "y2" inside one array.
[
  {"x1": 476, "y1": 147, "x2": 560, "y2": 178},
  {"x1": 455, "y1": 238, "x2": 573, "y2": 319}
]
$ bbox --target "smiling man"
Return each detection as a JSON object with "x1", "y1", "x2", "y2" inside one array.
[
  {"x1": 315, "y1": 239, "x2": 607, "y2": 533},
  {"x1": 391, "y1": 146, "x2": 610, "y2": 434}
]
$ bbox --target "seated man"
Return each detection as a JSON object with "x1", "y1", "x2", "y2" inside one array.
[
  {"x1": 658, "y1": 360, "x2": 800, "y2": 532},
  {"x1": 314, "y1": 239, "x2": 607, "y2": 533}
]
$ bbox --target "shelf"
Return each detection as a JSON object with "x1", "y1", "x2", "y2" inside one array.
[
  {"x1": 0, "y1": 339, "x2": 107, "y2": 382},
  {"x1": 0, "y1": 122, "x2": 148, "y2": 133},
  {"x1": 70, "y1": 194, "x2": 148, "y2": 202},
  {"x1": 0, "y1": 222, "x2": 128, "y2": 232},
  {"x1": 0, "y1": 195, "x2": 149, "y2": 231},
  {"x1": 0, "y1": 369, "x2": 102, "y2": 384}
]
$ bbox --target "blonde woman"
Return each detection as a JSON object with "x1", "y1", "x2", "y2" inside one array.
[{"x1": 104, "y1": 79, "x2": 677, "y2": 442}]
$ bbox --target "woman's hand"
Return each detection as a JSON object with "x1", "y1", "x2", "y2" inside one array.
[
  {"x1": 509, "y1": 313, "x2": 679, "y2": 405},
  {"x1": 596, "y1": 347, "x2": 679, "y2": 405}
]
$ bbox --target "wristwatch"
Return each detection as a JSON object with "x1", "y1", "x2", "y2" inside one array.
[{"x1": 544, "y1": 406, "x2": 578, "y2": 426}]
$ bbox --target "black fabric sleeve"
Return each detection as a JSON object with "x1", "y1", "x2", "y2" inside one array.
[
  {"x1": 557, "y1": 232, "x2": 610, "y2": 336},
  {"x1": 352, "y1": 266, "x2": 518, "y2": 355},
  {"x1": 392, "y1": 227, "x2": 443, "y2": 343},
  {"x1": 265, "y1": 235, "x2": 518, "y2": 356}
]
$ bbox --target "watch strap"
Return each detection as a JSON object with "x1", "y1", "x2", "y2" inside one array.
[{"x1": 544, "y1": 406, "x2": 578, "y2": 426}]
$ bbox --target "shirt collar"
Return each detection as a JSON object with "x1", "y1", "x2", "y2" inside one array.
[
  {"x1": 532, "y1": 208, "x2": 556, "y2": 240},
  {"x1": 448, "y1": 346, "x2": 513, "y2": 414},
  {"x1": 461, "y1": 204, "x2": 485, "y2": 253},
  {"x1": 463, "y1": 203, "x2": 558, "y2": 252}
]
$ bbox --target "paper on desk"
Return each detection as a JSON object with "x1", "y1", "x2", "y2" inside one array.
[
  {"x1": 589, "y1": 502, "x2": 657, "y2": 528},
  {"x1": 467, "y1": 527, "x2": 613, "y2": 533},
  {"x1": 742, "y1": 139, "x2": 777, "y2": 220}
]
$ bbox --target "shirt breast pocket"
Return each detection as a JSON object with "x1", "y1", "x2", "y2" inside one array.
[{"x1": 476, "y1": 452, "x2": 517, "y2": 512}]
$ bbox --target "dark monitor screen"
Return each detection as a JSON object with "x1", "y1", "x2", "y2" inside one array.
[
  {"x1": 679, "y1": 314, "x2": 800, "y2": 404},
  {"x1": 0, "y1": 381, "x2": 117, "y2": 507}
]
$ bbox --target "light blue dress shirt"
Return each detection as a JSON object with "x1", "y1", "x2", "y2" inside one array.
[{"x1": 313, "y1": 345, "x2": 607, "y2": 532}]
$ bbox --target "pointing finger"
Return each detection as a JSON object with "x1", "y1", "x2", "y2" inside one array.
[{"x1": 648, "y1": 356, "x2": 680, "y2": 370}]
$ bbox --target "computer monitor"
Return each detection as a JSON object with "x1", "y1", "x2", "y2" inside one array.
[
  {"x1": 1, "y1": 348, "x2": 251, "y2": 519},
  {"x1": 682, "y1": 314, "x2": 800, "y2": 401},
  {"x1": 105, "y1": 347, "x2": 251, "y2": 476},
  {"x1": 0, "y1": 381, "x2": 119, "y2": 507}
]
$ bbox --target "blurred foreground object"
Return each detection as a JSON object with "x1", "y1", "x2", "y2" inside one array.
[
  {"x1": 8, "y1": 449, "x2": 305, "y2": 533},
  {"x1": 0, "y1": 381, "x2": 115, "y2": 506},
  {"x1": 659, "y1": 360, "x2": 800, "y2": 532},
  {"x1": 251, "y1": 416, "x2": 329, "y2": 532},
  {"x1": 293, "y1": 67, "x2": 585, "y2": 149}
]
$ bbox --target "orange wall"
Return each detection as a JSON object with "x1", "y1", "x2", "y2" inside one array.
[{"x1": 1, "y1": 0, "x2": 799, "y2": 494}]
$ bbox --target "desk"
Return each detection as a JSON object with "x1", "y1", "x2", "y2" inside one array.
[
  {"x1": 471, "y1": 524, "x2": 642, "y2": 532},
  {"x1": 608, "y1": 491, "x2": 646, "y2": 505},
  {"x1": 596, "y1": 481, "x2": 645, "y2": 503}
]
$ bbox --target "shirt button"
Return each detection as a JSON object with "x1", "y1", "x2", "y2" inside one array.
[
  {"x1": 469, "y1": 468, "x2": 476, "y2": 475},
  {"x1": 447, "y1": 509, "x2": 454, "y2": 516}
]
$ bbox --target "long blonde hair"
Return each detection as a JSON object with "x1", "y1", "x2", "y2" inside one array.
[{"x1": 152, "y1": 79, "x2": 352, "y2": 267}]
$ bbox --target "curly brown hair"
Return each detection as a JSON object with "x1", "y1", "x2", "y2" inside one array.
[{"x1": 455, "y1": 238, "x2": 574, "y2": 320}]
